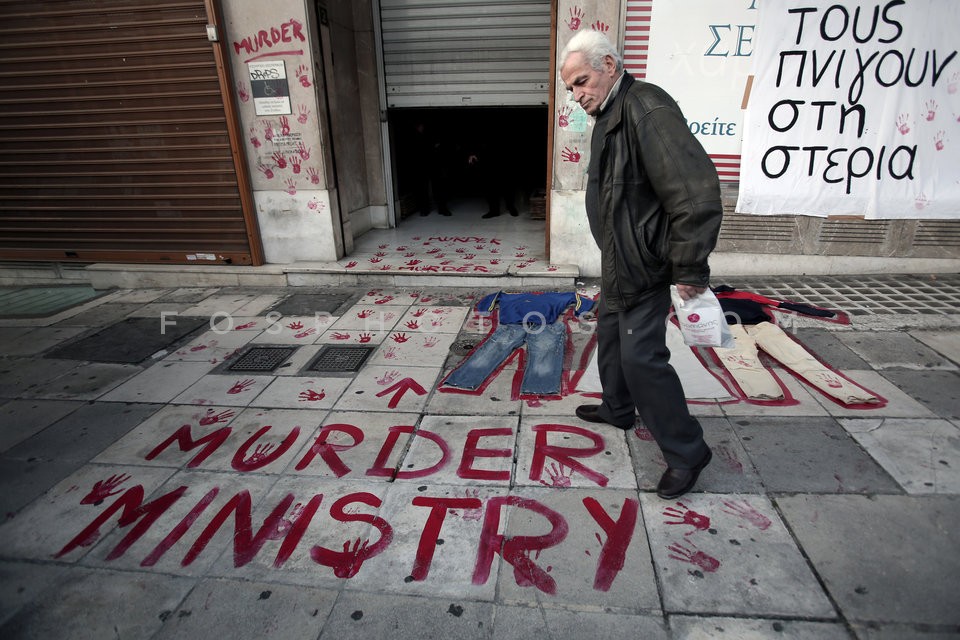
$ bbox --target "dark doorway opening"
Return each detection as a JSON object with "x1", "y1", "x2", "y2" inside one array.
[{"x1": 390, "y1": 107, "x2": 548, "y2": 221}]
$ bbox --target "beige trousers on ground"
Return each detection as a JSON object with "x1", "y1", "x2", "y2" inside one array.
[{"x1": 716, "y1": 322, "x2": 879, "y2": 405}]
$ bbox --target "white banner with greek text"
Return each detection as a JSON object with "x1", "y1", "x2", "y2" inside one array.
[{"x1": 736, "y1": 0, "x2": 960, "y2": 219}]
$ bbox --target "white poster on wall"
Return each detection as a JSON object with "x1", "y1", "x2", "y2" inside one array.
[
  {"x1": 737, "y1": 0, "x2": 960, "y2": 219},
  {"x1": 644, "y1": 0, "x2": 757, "y2": 181}
]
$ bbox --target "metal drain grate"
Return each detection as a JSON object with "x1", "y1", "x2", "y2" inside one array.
[
  {"x1": 307, "y1": 345, "x2": 375, "y2": 373},
  {"x1": 228, "y1": 346, "x2": 297, "y2": 372}
]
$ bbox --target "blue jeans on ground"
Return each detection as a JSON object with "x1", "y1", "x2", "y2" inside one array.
[{"x1": 444, "y1": 321, "x2": 566, "y2": 395}]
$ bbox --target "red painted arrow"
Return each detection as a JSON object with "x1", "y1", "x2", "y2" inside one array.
[{"x1": 375, "y1": 377, "x2": 427, "y2": 409}]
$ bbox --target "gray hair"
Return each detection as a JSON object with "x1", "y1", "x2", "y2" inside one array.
[{"x1": 560, "y1": 30, "x2": 624, "y2": 72}]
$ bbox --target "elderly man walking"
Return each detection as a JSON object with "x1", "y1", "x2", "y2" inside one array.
[{"x1": 560, "y1": 30, "x2": 723, "y2": 499}]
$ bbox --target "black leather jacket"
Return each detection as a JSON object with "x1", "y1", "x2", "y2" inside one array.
[{"x1": 585, "y1": 72, "x2": 722, "y2": 312}]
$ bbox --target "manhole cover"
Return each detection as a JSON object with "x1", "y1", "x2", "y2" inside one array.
[
  {"x1": 450, "y1": 340, "x2": 478, "y2": 357},
  {"x1": 307, "y1": 345, "x2": 374, "y2": 373},
  {"x1": 228, "y1": 346, "x2": 297, "y2": 372}
]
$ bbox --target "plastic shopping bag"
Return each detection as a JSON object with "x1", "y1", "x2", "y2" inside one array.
[{"x1": 670, "y1": 285, "x2": 736, "y2": 349}]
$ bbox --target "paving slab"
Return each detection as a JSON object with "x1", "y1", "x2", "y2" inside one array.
[
  {"x1": 0, "y1": 327, "x2": 32, "y2": 352},
  {"x1": 876, "y1": 369, "x2": 960, "y2": 419},
  {"x1": 669, "y1": 615, "x2": 852, "y2": 639},
  {"x1": 514, "y1": 417, "x2": 636, "y2": 490},
  {"x1": 0, "y1": 399, "x2": 82, "y2": 452},
  {"x1": 157, "y1": 287, "x2": 220, "y2": 302},
  {"x1": 197, "y1": 407, "x2": 323, "y2": 474},
  {"x1": 0, "y1": 360, "x2": 80, "y2": 402},
  {"x1": 325, "y1": 305, "x2": 408, "y2": 333},
  {"x1": 731, "y1": 416, "x2": 902, "y2": 494},
  {"x1": 428, "y1": 365, "x2": 524, "y2": 416},
  {"x1": 365, "y1": 331, "x2": 458, "y2": 367},
  {"x1": 284, "y1": 411, "x2": 416, "y2": 479},
  {"x1": 642, "y1": 493, "x2": 835, "y2": 618},
  {"x1": 0, "y1": 326, "x2": 88, "y2": 356},
  {"x1": 92, "y1": 404, "x2": 241, "y2": 468},
  {"x1": 99, "y1": 361, "x2": 222, "y2": 404},
  {"x1": 0, "y1": 568, "x2": 195, "y2": 640},
  {"x1": 840, "y1": 418, "x2": 960, "y2": 494},
  {"x1": 345, "y1": 482, "x2": 504, "y2": 600},
  {"x1": 45, "y1": 316, "x2": 208, "y2": 363},
  {"x1": 0, "y1": 456, "x2": 85, "y2": 521},
  {"x1": 151, "y1": 578, "x2": 337, "y2": 640},
  {"x1": 50, "y1": 302, "x2": 145, "y2": 327},
  {"x1": 315, "y1": 327, "x2": 389, "y2": 346},
  {"x1": 494, "y1": 606, "x2": 668, "y2": 639},
  {"x1": 848, "y1": 622, "x2": 960, "y2": 640},
  {"x1": 319, "y1": 592, "x2": 493, "y2": 640},
  {"x1": 268, "y1": 291, "x2": 356, "y2": 316},
  {"x1": 19, "y1": 362, "x2": 141, "y2": 400},
  {"x1": 180, "y1": 292, "x2": 281, "y2": 318},
  {"x1": 251, "y1": 375, "x2": 351, "y2": 409},
  {"x1": 806, "y1": 370, "x2": 938, "y2": 418},
  {"x1": 0, "y1": 463, "x2": 177, "y2": 561},
  {"x1": 171, "y1": 373, "x2": 274, "y2": 407},
  {"x1": 4, "y1": 401, "x2": 160, "y2": 464},
  {"x1": 0, "y1": 561, "x2": 71, "y2": 626},
  {"x1": 908, "y1": 329, "x2": 960, "y2": 365},
  {"x1": 164, "y1": 328, "x2": 255, "y2": 363},
  {"x1": 334, "y1": 365, "x2": 440, "y2": 413},
  {"x1": 628, "y1": 417, "x2": 764, "y2": 494},
  {"x1": 495, "y1": 487, "x2": 659, "y2": 612},
  {"x1": 246, "y1": 313, "x2": 338, "y2": 344},
  {"x1": 834, "y1": 332, "x2": 958, "y2": 370},
  {"x1": 400, "y1": 415, "x2": 518, "y2": 486},
  {"x1": 793, "y1": 328, "x2": 874, "y2": 369},
  {"x1": 776, "y1": 494, "x2": 960, "y2": 626},
  {"x1": 205, "y1": 477, "x2": 391, "y2": 588}
]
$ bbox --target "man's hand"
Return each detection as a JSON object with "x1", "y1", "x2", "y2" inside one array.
[{"x1": 674, "y1": 284, "x2": 707, "y2": 301}]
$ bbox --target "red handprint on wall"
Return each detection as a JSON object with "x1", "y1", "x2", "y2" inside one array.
[
  {"x1": 262, "y1": 120, "x2": 274, "y2": 141},
  {"x1": 297, "y1": 104, "x2": 310, "y2": 124},
  {"x1": 237, "y1": 81, "x2": 250, "y2": 103},
  {"x1": 284, "y1": 178, "x2": 297, "y2": 196},
  {"x1": 248, "y1": 127, "x2": 261, "y2": 148},
  {"x1": 296, "y1": 64, "x2": 312, "y2": 87},
  {"x1": 558, "y1": 105, "x2": 573, "y2": 128},
  {"x1": 272, "y1": 152, "x2": 288, "y2": 169},
  {"x1": 291, "y1": 156, "x2": 302, "y2": 174},
  {"x1": 257, "y1": 164, "x2": 274, "y2": 180},
  {"x1": 591, "y1": 20, "x2": 610, "y2": 33},
  {"x1": 306, "y1": 166, "x2": 320, "y2": 185},
  {"x1": 896, "y1": 113, "x2": 911, "y2": 135},
  {"x1": 279, "y1": 115, "x2": 291, "y2": 135},
  {"x1": 561, "y1": 146, "x2": 581, "y2": 163},
  {"x1": 925, "y1": 99, "x2": 938, "y2": 121},
  {"x1": 296, "y1": 142, "x2": 311, "y2": 160},
  {"x1": 565, "y1": 6, "x2": 585, "y2": 30}
]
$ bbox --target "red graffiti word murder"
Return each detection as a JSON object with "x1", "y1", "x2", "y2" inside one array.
[
  {"x1": 53, "y1": 483, "x2": 639, "y2": 595},
  {"x1": 233, "y1": 19, "x2": 306, "y2": 57},
  {"x1": 143, "y1": 421, "x2": 611, "y2": 487}
]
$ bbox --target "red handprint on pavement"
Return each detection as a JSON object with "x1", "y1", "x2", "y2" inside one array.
[
  {"x1": 296, "y1": 64, "x2": 311, "y2": 87},
  {"x1": 357, "y1": 309, "x2": 374, "y2": 318},
  {"x1": 423, "y1": 336, "x2": 439, "y2": 348},
  {"x1": 331, "y1": 332, "x2": 351, "y2": 340},
  {"x1": 81, "y1": 473, "x2": 132, "y2": 505},
  {"x1": 228, "y1": 379, "x2": 255, "y2": 395},
  {"x1": 382, "y1": 346, "x2": 398, "y2": 360},
  {"x1": 198, "y1": 408, "x2": 235, "y2": 425},
  {"x1": 565, "y1": 6, "x2": 584, "y2": 30},
  {"x1": 538, "y1": 462, "x2": 573, "y2": 487},
  {"x1": 294, "y1": 327, "x2": 316, "y2": 339},
  {"x1": 721, "y1": 500, "x2": 772, "y2": 530},
  {"x1": 235, "y1": 321, "x2": 257, "y2": 331},
  {"x1": 667, "y1": 541, "x2": 720, "y2": 572},
  {"x1": 298, "y1": 388, "x2": 326, "y2": 402},
  {"x1": 345, "y1": 261, "x2": 358, "y2": 268},
  {"x1": 406, "y1": 259, "x2": 421, "y2": 266},
  {"x1": 405, "y1": 320, "x2": 420, "y2": 330},
  {"x1": 375, "y1": 295, "x2": 394, "y2": 304},
  {"x1": 270, "y1": 502, "x2": 305, "y2": 539},
  {"x1": 450, "y1": 489, "x2": 484, "y2": 521},
  {"x1": 312, "y1": 537, "x2": 373, "y2": 578},
  {"x1": 369, "y1": 257, "x2": 382, "y2": 263},
  {"x1": 288, "y1": 321, "x2": 304, "y2": 330},
  {"x1": 662, "y1": 501, "x2": 711, "y2": 535},
  {"x1": 391, "y1": 332, "x2": 409, "y2": 343},
  {"x1": 376, "y1": 370, "x2": 400, "y2": 386},
  {"x1": 561, "y1": 146, "x2": 581, "y2": 163},
  {"x1": 245, "y1": 443, "x2": 275, "y2": 465},
  {"x1": 358, "y1": 332, "x2": 373, "y2": 343},
  {"x1": 713, "y1": 444, "x2": 743, "y2": 474}
]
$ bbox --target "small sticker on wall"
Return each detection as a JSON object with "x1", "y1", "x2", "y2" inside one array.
[
  {"x1": 248, "y1": 61, "x2": 292, "y2": 115},
  {"x1": 186, "y1": 253, "x2": 217, "y2": 261}
]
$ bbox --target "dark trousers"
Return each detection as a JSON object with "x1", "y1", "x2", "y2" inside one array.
[{"x1": 594, "y1": 286, "x2": 709, "y2": 469}]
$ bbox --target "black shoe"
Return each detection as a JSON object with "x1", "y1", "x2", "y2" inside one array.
[
  {"x1": 481, "y1": 210, "x2": 500, "y2": 219},
  {"x1": 656, "y1": 448, "x2": 712, "y2": 500},
  {"x1": 575, "y1": 404, "x2": 634, "y2": 430}
]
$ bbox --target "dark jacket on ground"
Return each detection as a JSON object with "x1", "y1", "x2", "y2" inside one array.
[{"x1": 585, "y1": 71, "x2": 723, "y2": 312}]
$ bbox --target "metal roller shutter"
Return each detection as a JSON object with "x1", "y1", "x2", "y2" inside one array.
[
  {"x1": 0, "y1": 0, "x2": 262, "y2": 265},
  {"x1": 379, "y1": 0, "x2": 552, "y2": 108}
]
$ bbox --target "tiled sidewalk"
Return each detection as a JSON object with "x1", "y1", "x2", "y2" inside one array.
[{"x1": 0, "y1": 278, "x2": 958, "y2": 640}]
